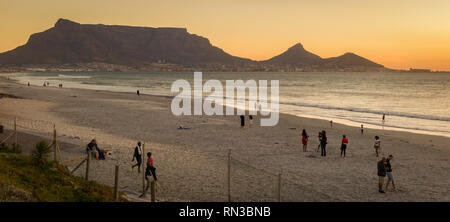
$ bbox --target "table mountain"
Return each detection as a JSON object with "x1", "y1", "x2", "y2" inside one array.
[{"x1": 0, "y1": 19, "x2": 252, "y2": 66}]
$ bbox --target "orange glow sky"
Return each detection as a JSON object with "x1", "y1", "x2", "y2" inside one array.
[{"x1": 1, "y1": 0, "x2": 449, "y2": 71}]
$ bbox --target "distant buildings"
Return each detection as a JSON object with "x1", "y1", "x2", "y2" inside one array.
[{"x1": 409, "y1": 68, "x2": 431, "y2": 73}]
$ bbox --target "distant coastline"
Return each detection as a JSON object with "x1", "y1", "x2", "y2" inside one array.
[{"x1": 1, "y1": 65, "x2": 448, "y2": 73}]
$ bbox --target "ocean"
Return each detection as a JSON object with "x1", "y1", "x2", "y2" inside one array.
[{"x1": 8, "y1": 71, "x2": 450, "y2": 138}]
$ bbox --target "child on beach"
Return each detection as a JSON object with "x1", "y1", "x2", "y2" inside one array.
[
  {"x1": 377, "y1": 157, "x2": 387, "y2": 193},
  {"x1": 361, "y1": 124, "x2": 364, "y2": 134},
  {"x1": 341, "y1": 135, "x2": 348, "y2": 157},
  {"x1": 240, "y1": 115, "x2": 245, "y2": 128},
  {"x1": 132, "y1": 141, "x2": 143, "y2": 173},
  {"x1": 320, "y1": 130, "x2": 327, "y2": 157},
  {"x1": 301, "y1": 129, "x2": 308, "y2": 152},
  {"x1": 374, "y1": 136, "x2": 381, "y2": 157},
  {"x1": 385, "y1": 155, "x2": 398, "y2": 192},
  {"x1": 249, "y1": 115, "x2": 254, "y2": 128}
]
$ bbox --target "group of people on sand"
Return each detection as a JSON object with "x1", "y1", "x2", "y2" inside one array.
[
  {"x1": 301, "y1": 129, "x2": 348, "y2": 158},
  {"x1": 301, "y1": 127, "x2": 397, "y2": 193},
  {"x1": 39, "y1": 81, "x2": 63, "y2": 88},
  {"x1": 377, "y1": 155, "x2": 397, "y2": 193},
  {"x1": 240, "y1": 115, "x2": 254, "y2": 128},
  {"x1": 131, "y1": 141, "x2": 157, "y2": 181},
  {"x1": 86, "y1": 139, "x2": 107, "y2": 160},
  {"x1": 85, "y1": 139, "x2": 158, "y2": 182}
]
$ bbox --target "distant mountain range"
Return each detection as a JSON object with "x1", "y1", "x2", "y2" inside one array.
[{"x1": 0, "y1": 19, "x2": 386, "y2": 72}]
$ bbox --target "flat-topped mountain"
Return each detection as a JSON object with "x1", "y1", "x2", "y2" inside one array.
[
  {"x1": 0, "y1": 19, "x2": 251, "y2": 66},
  {"x1": 0, "y1": 19, "x2": 386, "y2": 71}
]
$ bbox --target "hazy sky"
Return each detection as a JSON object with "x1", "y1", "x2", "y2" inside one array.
[{"x1": 1, "y1": 0, "x2": 449, "y2": 70}]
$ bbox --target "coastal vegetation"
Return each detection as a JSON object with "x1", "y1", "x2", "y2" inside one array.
[{"x1": 0, "y1": 141, "x2": 127, "y2": 202}]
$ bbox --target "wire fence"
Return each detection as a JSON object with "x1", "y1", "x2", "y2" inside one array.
[{"x1": 0, "y1": 115, "x2": 336, "y2": 202}]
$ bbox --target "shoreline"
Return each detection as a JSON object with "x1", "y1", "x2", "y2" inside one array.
[
  {"x1": 0, "y1": 75, "x2": 449, "y2": 201},
  {"x1": 4, "y1": 73, "x2": 450, "y2": 139}
]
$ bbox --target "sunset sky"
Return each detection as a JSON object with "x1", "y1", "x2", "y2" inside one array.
[{"x1": 1, "y1": 0, "x2": 449, "y2": 71}]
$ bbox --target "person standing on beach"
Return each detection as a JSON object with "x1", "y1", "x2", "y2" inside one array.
[
  {"x1": 240, "y1": 115, "x2": 245, "y2": 128},
  {"x1": 137, "y1": 90, "x2": 140, "y2": 96},
  {"x1": 140, "y1": 152, "x2": 158, "y2": 197},
  {"x1": 249, "y1": 115, "x2": 254, "y2": 128},
  {"x1": 27, "y1": 82, "x2": 30, "y2": 86},
  {"x1": 301, "y1": 129, "x2": 308, "y2": 152},
  {"x1": 330, "y1": 120, "x2": 333, "y2": 128},
  {"x1": 385, "y1": 155, "x2": 398, "y2": 192},
  {"x1": 341, "y1": 135, "x2": 348, "y2": 158},
  {"x1": 320, "y1": 130, "x2": 328, "y2": 157},
  {"x1": 145, "y1": 152, "x2": 157, "y2": 182},
  {"x1": 382, "y1": 114, "x2": 386, "y2": 124},
  {"x1": 377, "y1": 157, "x2": 387, "y2": 193},
  {"x1": 132, "y1": 141, "x2": 143, "y2": 173},
  {"x1": 317, "y1": 131, "x2": 322, "y2": 152},
  {"x1": 361, "y1": 124, "x2": 364, "y2": 134},
  {"x1": 374, "y1": 136, "x2": 381, "y2": 157}
]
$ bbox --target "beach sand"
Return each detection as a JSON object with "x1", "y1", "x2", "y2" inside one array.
[{"x1": 0, "y1": 76, "x2": 449, "y2": 202}]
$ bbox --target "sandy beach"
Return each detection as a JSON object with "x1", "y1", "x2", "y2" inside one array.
[{"x1": 0, "y1": 76, "x2": 449, "y2": 202}]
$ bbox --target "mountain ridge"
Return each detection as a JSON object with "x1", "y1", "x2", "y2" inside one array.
[{"x1": 0, "y1": 18, "x2": 386, "y2": 72}]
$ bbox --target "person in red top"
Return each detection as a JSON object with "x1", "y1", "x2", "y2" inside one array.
[
  {"x1": 301, "y1": 129, "x2": 308, "y2": 152},
  {"x1": 341, "y1": 135, "x2": 349, "y2": 158},
  {"x1": 145, "y1": 152, "x2": 157, "y2": 181}
]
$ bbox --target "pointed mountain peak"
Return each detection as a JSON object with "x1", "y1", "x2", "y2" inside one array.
[
  {"x1": 264, "y1": 42, "x2": 322, "y2": 65},
  {"x1": 54, "y1": 18, "x2": 80, "y2": 28},
  {"x1": 288, "y1": 43, "x2": 305, "y2": 51},
  {"x1": 341, "y1": 52, "x2": 358, "y2": 57}
]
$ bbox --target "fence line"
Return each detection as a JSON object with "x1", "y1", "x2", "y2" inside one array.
[
  {"x1": 0, "y1": 116, "x2": 127, "y2": 201},
  {"x1": 1, "y1": 116, "x2": 335, "y2": 202}
]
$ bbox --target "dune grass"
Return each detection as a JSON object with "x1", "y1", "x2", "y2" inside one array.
[{"x1": 0, "y1": 153, "x2": 128, "y2": 202}]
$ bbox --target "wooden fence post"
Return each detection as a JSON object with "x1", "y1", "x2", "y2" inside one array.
[
  {"x1": 70, "y1": 158, "x2": 87, "y2": 174},
  {"x1": 142, "y1": 142, "x2": 146, "y2": 198},
  {"x1": 14, "y1": 117, "x2": 17, "y2": 152},
  {"x1": 228, "y1": 149, "x2": 231, "y2": 202},
  {"x1": 278, "y1": 172, "x2": 282, "y2": 202},
  {"x1": 85, "y1": 151, "x2": 91, "y2": 181},
  {"x1": 53, "y1": 124, "x2": 57, "y2": 161},
  {"x1": 114, "y1": 165, "x2": 120, "y2": 201},
  {"x1": 150, "y1": 180, "x2": 156, "y2": 202}
]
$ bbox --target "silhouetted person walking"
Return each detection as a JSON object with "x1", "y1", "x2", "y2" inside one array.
[
  {"x1": 320, "y1": 130, "x2": 327, "y2": 157},
  {"x1": 132, "y1": 141, "x2": 143, "y2": 173}
]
